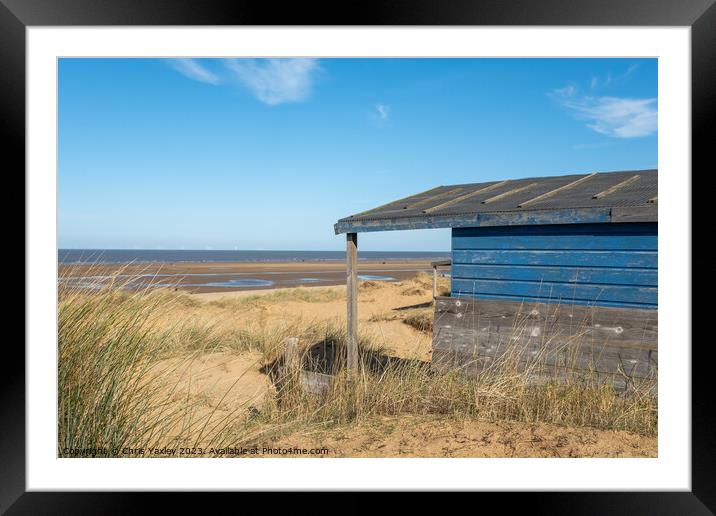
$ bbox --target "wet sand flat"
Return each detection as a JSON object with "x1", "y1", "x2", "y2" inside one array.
[{"x1": 59, "y1": 260, "x2": 435, "y2": 293}]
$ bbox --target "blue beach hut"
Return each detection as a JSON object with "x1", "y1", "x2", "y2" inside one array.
[{"x1": 335, "y1": 169, "x2": 658, "y2": 383}]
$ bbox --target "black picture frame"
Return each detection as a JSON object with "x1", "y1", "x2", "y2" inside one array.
[{"x1": 5, "y1": 0, "x2": 709, "y2": 512}]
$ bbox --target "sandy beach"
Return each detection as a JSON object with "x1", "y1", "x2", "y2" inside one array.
[{"x1": 59, "y1": 259, "x2": 437, "y2": 293}]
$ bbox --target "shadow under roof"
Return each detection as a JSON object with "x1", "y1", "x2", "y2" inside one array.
[{"x1": 334, "y1": 169, "x2": 657, "y2": 234}]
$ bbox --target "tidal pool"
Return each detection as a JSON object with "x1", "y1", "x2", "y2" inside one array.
[{"x1": 197, "y1": 279, "x2": 274, "y2": 288}]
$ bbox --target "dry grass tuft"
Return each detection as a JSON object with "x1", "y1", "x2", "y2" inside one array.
[
  {"x1": 358, "y1": 280, "x2": 383, "y2": 291},
  {"x1": 401, "y1": 287, "x2": 426, "y2": 296},
  {"x1": 369, "y1": 306, "x2": 434, "y2": 334},
  {"x1": 402, "y1": 309, "x2": 433, "y2": 333}
]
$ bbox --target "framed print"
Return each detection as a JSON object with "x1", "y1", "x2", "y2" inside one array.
[{"x1": 6, "y1": 0, "x2": 711, "y2": 511}]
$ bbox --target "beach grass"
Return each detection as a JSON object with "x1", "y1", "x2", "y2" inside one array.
[{"x1": 58, "y1": 273, "x2": 657, "y2": 457}]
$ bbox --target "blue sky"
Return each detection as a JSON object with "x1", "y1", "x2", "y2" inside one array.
[{"x1": 58, "y1": 58, "x2": 657, "y2": 251}]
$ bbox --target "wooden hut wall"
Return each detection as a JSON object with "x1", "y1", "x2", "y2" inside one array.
[{"x1": 450, "y1": 222, "x2": 658, "y2": 309}]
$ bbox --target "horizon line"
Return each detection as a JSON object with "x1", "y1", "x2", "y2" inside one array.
[{"x1": 58, "y1": 248, "x2": 449, "y2": 253}]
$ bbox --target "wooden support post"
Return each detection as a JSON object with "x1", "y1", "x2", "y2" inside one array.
[
  {"x1": 432, "y1": 265, "x2": 438, "y2": 299},
  {"x1": 346, "y1": 232, "x2": 359, "y2": 374},
  {"x1": 284, "y1": 337, "x2": 300, "y2": 372}
]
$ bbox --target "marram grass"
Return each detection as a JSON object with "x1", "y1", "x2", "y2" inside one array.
[{"x1": 58, "y1": 274, "x2": 656, "y2": 457}]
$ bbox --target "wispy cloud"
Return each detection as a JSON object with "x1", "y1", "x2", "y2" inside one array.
[
  {"x1": 590, "y1": 63, "x2": 639, "y2": 90},
  {"x1": 166, "y1": 58, "x2": 220, "y2": 85},
  {"x1": 224, "y1": 58, "x2": 320, "y2": 105},
  {"x1": 555, "y1": 84, "x2": 577, "y2": 97},
  {"x1": 369, "y1": 103, "x2": 392, "y2": 127},
  {"x1": 376, "y1": 104, "x2": 390, "y2": 121},
  {"x1": 552, "y1": 86, "x2": 657, "y2": 138},
  {"x1": 166, "y1": 58, "x2": 321, "y2": 106}
]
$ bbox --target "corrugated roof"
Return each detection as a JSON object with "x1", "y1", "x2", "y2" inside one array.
[{"x1": 334, "y1": 169, "x2": 657, "y2": 234}]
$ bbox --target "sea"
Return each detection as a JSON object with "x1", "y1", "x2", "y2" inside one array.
[{"x1": 58, "y1": 249, "x2": 450, "y2": 264}]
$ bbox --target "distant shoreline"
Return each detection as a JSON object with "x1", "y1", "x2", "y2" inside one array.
[
  {"x1": 58, "y1": 259, "x2": 443, "y2": 294},
  {"x1": 57, "y1": 249, "x2": 449, "y2": 265}
]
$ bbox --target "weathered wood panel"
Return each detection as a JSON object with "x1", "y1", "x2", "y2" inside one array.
[
  {"x1": 434, "y1": 297, "x2": 658, "y2": 342},
  {"x1": 450, "y1": 292, "x2": 654, "y2": 310},
  {"x1": 611, "y1": 205, "x2": 658, "y2": 222},
  {"x1": 433, "y1": 326, "x2": 657, "y2": 383},
  {"x1": 334, "y1": 207, "x2": 621, "y2": 234},
  {"x1": 431, "y1": 296, "x2": 657, "y2": 386},
  {"x1": 474, "y1": 208, "x2": 612, "y2": 227},
  {"x1": 300, "y1": 370, "x2": 333, "y2": 397}
]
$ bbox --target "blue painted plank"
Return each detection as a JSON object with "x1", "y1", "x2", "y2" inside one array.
[
  {"x1": 448, "y1": 222, "x2": 658, "y2": 309},
  {"x1": 451, "y1": 291, "x2": 657, "y2": 310},
  {"x1": 451, "y1": 278, "x2": 657, "y2": 306},
  {"x1": 451, "y1": 264, "x2": 657, "y2": 286},
  {"x1": 454, "y1": 222, "x2": 656, "y2": 238},
  {"x1": 452, "y1": 233, "x2": 657, "y2": 251},
  {"x1": 452, "y1": 249, "x2": 657, "y2": 269}
]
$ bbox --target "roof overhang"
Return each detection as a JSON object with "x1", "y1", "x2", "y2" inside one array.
[
  {"x1": 334, "y1": 205, "x2": 657, "y2": 234},
  {"x1": 335, "y1": 169, "x2": 658, "y2": 234}
]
